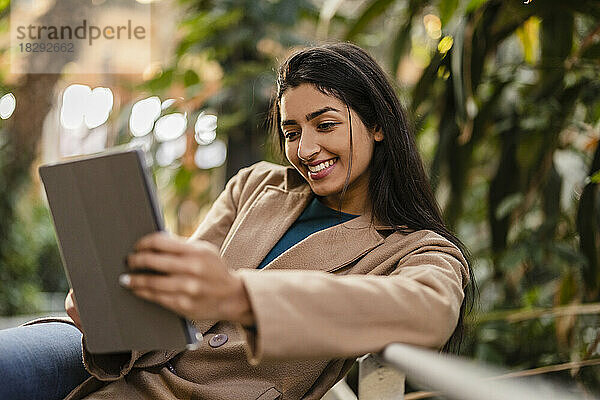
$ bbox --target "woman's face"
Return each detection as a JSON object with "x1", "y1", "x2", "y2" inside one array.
[{"x1": 280, "y1": 83, "x2": 383, "y2": 214}]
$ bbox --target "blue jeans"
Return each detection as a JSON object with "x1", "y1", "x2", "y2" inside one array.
[{"x1": 0, "y1": 322, "x2": 90, "y2": 400}]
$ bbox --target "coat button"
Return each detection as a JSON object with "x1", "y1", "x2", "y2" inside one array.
[{"x1": 209, "y1": 333, "x2": 228, "y2": 348}]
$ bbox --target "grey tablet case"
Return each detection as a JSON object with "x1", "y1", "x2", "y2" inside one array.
[{"x1": 39, "y1": 148, "x2": 199, "y2": 353}]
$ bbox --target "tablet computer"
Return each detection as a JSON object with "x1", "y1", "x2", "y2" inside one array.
[{"x1": 39, "y1": 147, "x2": 199, "y2": 353}]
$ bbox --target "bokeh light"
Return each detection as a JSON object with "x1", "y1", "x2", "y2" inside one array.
[
  {"x1": 129, "y1": 96, "x2": 161, "y2": 137},
  {"x1": 81, "y1": 125, "x2": 108, "y2": 154},
  {"x1": 142, "y1": 62, "x2": 163, "y2": 81},
  {"x1": 84, "y1": 87, "x2": 114, "y2": 129},
  {"x1": 161, "y1": 98, "x2": 176, "y2": 110},
  {"x1": 423, "y1": 14, "x2": 442, "y2": 40},
  {"x1": 127, "y1": 135, "x2": 154, "y2": 152},
  {"x1": 154, "y1": 113, "x2": 187, "y2": 142},
  {"x1": 60, "y1": 84, "x2": 113, "y2": 130},
  {"x1": 194, "y1": 139, "x2": 227, "y2": 169},
  {"x1": 0, "y1": 93, "x2": 16, "y2": 119},
  {"x1": 156, "y1": 135, "x2": 187, "y2": 166},
  {"x1": 60, "y1": 84, "x2": 91, "y2": 129},
  {"x1": 194, "y1": 112, "x2": 217, "y2": 145}
]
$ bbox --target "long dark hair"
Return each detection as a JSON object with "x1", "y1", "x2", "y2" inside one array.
[{"x1": 269, "y1": 42, "x2": 475, "y2": 353}]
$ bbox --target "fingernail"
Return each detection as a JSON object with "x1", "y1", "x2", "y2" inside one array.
[{"x1": 119, "y1": 274, "x2": 131, "y2": 287}]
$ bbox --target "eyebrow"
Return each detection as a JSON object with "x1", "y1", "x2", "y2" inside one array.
[{"x1": 281, "y1": 106, "x2": 341, "y2": 127}]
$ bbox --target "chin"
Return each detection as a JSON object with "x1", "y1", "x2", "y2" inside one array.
[{"x1": 307, "y1": 183, "x2": 341, "y2": 197}]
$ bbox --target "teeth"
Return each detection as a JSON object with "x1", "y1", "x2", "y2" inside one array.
[{"x1": 308, "y1": 158, "x2": 336, "y2": 173}]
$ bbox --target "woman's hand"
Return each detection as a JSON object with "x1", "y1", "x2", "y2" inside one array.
[
  {"x1": 121, "y1": 232, "x2": 255, "y2": 326},
  {"x1": 65, "y1": 289, "x2": 84, "y2": 332}
]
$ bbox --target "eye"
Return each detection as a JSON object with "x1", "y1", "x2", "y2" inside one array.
[
  {"x1": 284, "y1": 131, "x2": 300, "y2": 140},
  {"x1": 317, "y1": 121, "x2": 341, "y2": 131}
]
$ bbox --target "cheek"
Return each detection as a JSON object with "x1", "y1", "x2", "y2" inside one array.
[
  {"x1": 350, "y1": 138, "x2": 375, "y2": 169},
  {"x1": 285, "y1": 143, "x2": 298, "y2": 164}
]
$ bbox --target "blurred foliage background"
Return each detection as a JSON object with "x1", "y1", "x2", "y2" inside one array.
[{"x1": 0, "y1": 0, "x2": 599, "y2": 396}]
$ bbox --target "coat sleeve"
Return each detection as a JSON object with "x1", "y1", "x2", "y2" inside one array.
[
  {"x1": 81, "y1": 165, "x2": 252, "y2": 381},
  {"x1": 235, "y1": 235, "x2": 469, "y2": 366}
]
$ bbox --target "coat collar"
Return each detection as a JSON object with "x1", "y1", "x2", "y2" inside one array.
[{"x1": 220, "y1": 166, "x2": 395, "y2": 273}]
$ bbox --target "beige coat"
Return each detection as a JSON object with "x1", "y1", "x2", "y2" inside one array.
[{"x1": 62, "y1": 161, "x2": 469, "y2": 400}]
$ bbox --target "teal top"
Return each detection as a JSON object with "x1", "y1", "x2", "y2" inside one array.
[{"x1": 256, "y1": 197, "x2": 358, "y2": 269}]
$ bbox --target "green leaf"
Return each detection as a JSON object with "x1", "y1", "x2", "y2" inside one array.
[
  {"x1": 516, "y1": 17, "x2": 540, "y2": 65},
  {"x1": 589, "y1": 169, "x2": 600, "y2": 184},
  {"x1": 345, "y1": 0, "x2": 396, "y2": 40},
  {"x1": 0, "y1": 0, "x2": 9, "y2": 13},
  {"x1": 174, "y1": 167, "x2": 192, "y2": 197},
  {"x1": 183, "y1": 69, "x2": 200, "y2": 87},
  {"x1": 146, "y1": 69, "x2": 174, "y2": 92},
  {"x1": 438, "y1": 0, "x2": 459, "y2": 25},
  {"x1": 466, "y1": 0, "x2": 487, "y2": 13}
]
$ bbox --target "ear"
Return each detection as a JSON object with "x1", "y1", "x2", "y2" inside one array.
[{"x1": 373, "y1": 127, "x2": 384, "y2": 142}]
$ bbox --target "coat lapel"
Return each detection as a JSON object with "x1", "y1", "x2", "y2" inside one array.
[
  {"x1": 220, "y1": 164, "x2": 387, "y2": 273},
  {"x1": 220, "y1": 185, "x2": 314, "y2": 271},
  {"x1": 262, "y1": 213, "x2": 384, "y2": 272}
]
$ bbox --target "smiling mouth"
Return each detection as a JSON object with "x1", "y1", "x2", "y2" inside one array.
[{"x1": 306, "y1": 158, "x2": 337, "y2": 173}]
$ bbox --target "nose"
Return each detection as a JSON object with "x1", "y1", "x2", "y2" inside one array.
[{"x1": 297, "y1": 129, "x2": 320, "y2": 162}]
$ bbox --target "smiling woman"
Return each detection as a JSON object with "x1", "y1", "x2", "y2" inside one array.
[
  {"x1": 0, "y1": 42, "x2": 473, "y2": 400},
  {"x1": 280, "y1": 85, "x2": 383, "y2": 214}
]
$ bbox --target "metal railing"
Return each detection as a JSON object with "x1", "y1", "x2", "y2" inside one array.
[{"x1": 323, "y1": 344, "x2": 599, "y2": 400}]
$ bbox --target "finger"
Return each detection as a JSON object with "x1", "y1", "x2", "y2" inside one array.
[
  {"x1": 134, "y1": 289, "x2": 190, "y2": 316},
  {"x1": 65, "y1": 301, "x2": 82, "y2": 331},
  {"x1": 69, "y1": 290, "x2": 78, "y2": 307},
  {"x1": 69, "y1": 311, "x2": 82, "y2": 330},
  {"x1": 65, "y1": 290, "x2": 72, "y2": 307},
  {"x1": 185, "y1": 237, "x2": 220, "y2": 253},
  {"x1": 134, "y1": 232, "x2": 189, "y2": 254},
  {"x1": 127, "y1": 251, "x2": 193, "y2": 274},
  {"x1": 65, "y1": 291, "x2": 77, "y2": 312},
  {"x1": 125, "y1": 273, "x2": 202, "y2": 296}
]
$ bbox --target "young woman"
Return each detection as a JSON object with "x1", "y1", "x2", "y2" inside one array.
[{"x1": 0, "y1": 42, "x2": 472, "y2": 400}]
